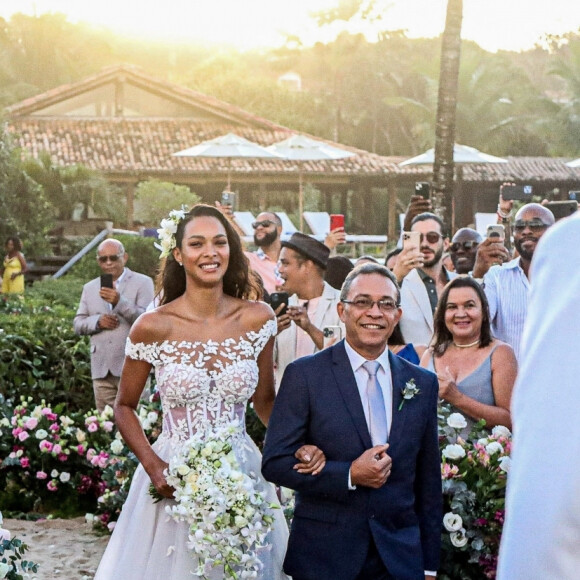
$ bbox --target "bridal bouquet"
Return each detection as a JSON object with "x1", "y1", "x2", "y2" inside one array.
[{"x1": 157, "y1": 422, "x2": 277, "y2": 579}]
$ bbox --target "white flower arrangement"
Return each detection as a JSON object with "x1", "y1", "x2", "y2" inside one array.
[
  {"x1": 154, "y1": 208, "x2": 187, "y2": 258},
  {"x1": 151, "y1": 422, "x2": 278, "y2": 579},
  {"x1": 398, "y1": 378, "x2": 420, "y2": 410}
]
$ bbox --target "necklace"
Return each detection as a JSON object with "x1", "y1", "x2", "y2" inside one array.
[{"x1": 453, "y1": 339, "x2": 480, "y2": 349}]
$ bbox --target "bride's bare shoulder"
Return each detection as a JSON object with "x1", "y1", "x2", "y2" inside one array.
[{"x1": 129, "y1": 308, "x2": 174, "y2": 344}]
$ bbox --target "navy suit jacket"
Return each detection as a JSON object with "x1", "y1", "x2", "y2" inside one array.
[{"x1": 262, "y1": 340, "x2": 442, "y2": 580}]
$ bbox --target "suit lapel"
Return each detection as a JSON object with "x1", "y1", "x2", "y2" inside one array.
[
  {"x1": 312, "y1": 283, "x2": 333, "y2": 330},
  {"x1": 409, "y1": 269, "x2": 434, "y2": 333},
  {"x1": 387, "y1": 351, "x2": 410, "y2": 449},
  {"x1": 331, "y1": 341, "x2": 372, "y2": 449}
]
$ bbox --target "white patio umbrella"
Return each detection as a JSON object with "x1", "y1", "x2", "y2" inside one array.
[
  {"x1": 267, "y1": 135, "x2": 355, "y2": 230},
  {"x1": 173, "y1": 133, "x2": 281, "y2": 191},
  {"x1": 398, "y1": 144, "x2": 507, "y2": 232},
  {"x1": 398, "y1": 143, "x2": 508, "y2": 166},
  {"x1": 566, "y1": 158, "x2": 580, "y2": 168}
]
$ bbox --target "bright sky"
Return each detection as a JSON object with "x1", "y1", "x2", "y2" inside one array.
[{"x1": 1, "y1": 0, "x2": 579, "y2": 53}]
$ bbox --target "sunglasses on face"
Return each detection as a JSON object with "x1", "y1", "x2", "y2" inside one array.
[
  {"x1": 97, "y1": 254, "x2": 123, "y2": 263},
  {"x1": 252, "y1": 220, "x2": 275, "y2": 229},
  {"x1": 514, "y1": 220, "x2": 548, "y2": 233},
  {"x1": 450, "y1": 241, "x2": 479, "y2": 252},
  {"x1": 418, "y1": 232, "x2": 443, "y2": 244}
]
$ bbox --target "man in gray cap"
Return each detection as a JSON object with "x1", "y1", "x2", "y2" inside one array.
[{"x1": 274, "y1": 232, "x2": 344, "y2": 390}]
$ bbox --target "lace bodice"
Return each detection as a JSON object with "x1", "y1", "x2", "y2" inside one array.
[{"x1": 126, "y1": 318, "x2": 276, "y2": 442}]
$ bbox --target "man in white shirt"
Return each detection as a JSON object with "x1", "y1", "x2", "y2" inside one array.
[
  {"x1": 482, "y1": 203, "x2": 554, "y2": 360},
  {"x1": 274, "y1": 232, "x2": 342, "y2": 389},
  {"x1": 263, "y1": 263, "x2": 441, "y2": 579},
  {"x1": 497, "y1": 212, "x2": 580, "y2": 579}
]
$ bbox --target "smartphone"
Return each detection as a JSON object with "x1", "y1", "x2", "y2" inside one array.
[
  {"x1": 486, "y1": 224, "x2": 505, "y2": 241},
  {"x1": 269, "y1": 292, "x2": 289, "y2": 316},
  {"x1": 544, "y1": 200, "x2": 578, "y2": 220},
  {"x1": 100, "y1": 274, "x2": 113, "y2": 288},
  {"x1": 323, "y1": 326, "x2": 342, "y2": 348},
  {"x1": 402, "y1": 231, "x2": 421, "y2": 250},
  {"x1": 330, "y1": 214, "x2": 345, "y2": 231},
  {"x1": 501, "y1": 184, "x2": 533, "y2": 201},
  {"x1": 568, "y1": 191, "x2": 579, "y2": 201},
  {"x1": 221, "y1": 191, "x2": 236, "y2": 207},
  {"x1": 415, "y1": 182, "x2": 431, "y2": 199}
]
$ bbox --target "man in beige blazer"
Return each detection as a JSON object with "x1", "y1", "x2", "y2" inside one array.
[
  {"x1": 274, "y1": 233, "x2": 343, "y2": 390},
  {"x1": 74, "y1": 239, "x2": 154, "y2": 412}
]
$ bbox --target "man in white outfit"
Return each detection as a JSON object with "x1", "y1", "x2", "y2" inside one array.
[{"x1": 497, "y1": 212, "x2": 580, "y2": 579}]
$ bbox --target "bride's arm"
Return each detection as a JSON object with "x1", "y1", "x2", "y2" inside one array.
[{"x1": 252, "y1": 335, "x2": 276, "y2": 426}]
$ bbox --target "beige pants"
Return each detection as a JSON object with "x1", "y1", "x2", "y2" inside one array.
[
  {"x1": 92, "y1": 373, "x2": 152, "y2": 415},
  {"x1": 92, "y1": 373, "x2": 120, "y2": 414}
]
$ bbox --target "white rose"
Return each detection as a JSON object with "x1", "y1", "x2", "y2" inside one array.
[
  {"x1": 0, "y1": 562, "x2": 12, "y2": 578},
  {"x1": 177, "y1": 464, "x2": 191, "y2": 476},
  {"x1": 147, "y1": 411, "x2": 158, "y2": 423},
  {"x1": 450, "y1": 528, "x2": 468, "y2": 547},
  {"x1": 498, "y1": 456, "x2": 511, "y2": 472},
  {"x1": 443, "y1": 512, "x2": 463, "y2": 532},
  {"x1": 485, "y1": 441, "x2": 503, "y2": 455},
  {"x1": 477, "y1": 437, "x2": 489, "y2": 446},
  {"x1": 447, "y1": 413, "x2": 467, "y2": 430},
  {"x1": 234, "y1": 516, "x2": 248, "y2": 528},
  {"x1": 110, "y1": 439, "x2": 124, "y2": 455},
  {"x1": 442, "y1": 444, "x2": 466, "y2": 460},
  {"x1": 35, "y1": 428, "x2": 48, "y2": 440},
  {"x1": 491, "y1": 425, "x2": 511, "y2": 438},
  {"x1": 59, "y1": 472, "x2": 71, "y2": 483},
  {"x1": 51, "y1": 469, "x2": 59, "y2": 478},
  {"x1": 76, "y1": 429, "x2": 86, "y2": 443}
]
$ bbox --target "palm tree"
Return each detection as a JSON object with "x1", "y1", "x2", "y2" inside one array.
[{"x1": 432, "y1": 0, "x2": 463, "y2": 230}]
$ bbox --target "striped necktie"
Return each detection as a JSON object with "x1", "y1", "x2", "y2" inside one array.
[{"x1": 362, "y1": 361, "x2": 388, "y2": 445}]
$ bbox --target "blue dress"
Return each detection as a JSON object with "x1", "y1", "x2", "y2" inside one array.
[{"x1": 395, "y1": 343, "x2": 420, "y2": 365}]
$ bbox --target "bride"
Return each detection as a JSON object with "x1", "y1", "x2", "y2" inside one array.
[{"x1": 95, "y1": 205, "x2": 320, "y2": 579}]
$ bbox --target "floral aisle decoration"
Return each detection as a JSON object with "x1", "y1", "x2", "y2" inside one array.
[
  {"x1": 438, "y1": 405, "x2": 512, "y2": 580},
  {"x1": 150, "y1": 421, "x2": 278, "y2": 579}
]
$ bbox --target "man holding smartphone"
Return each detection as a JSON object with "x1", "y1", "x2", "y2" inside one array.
[{"x1": 74, "y1": 239, "x2": 154, "y2": 413}]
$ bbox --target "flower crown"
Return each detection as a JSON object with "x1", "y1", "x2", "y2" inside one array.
[{"x1": 155, "y1": 208, "x2": 187, "y2": 258}]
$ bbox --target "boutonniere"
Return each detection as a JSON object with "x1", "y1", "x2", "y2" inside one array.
[{"x1": 398, "y1": 379, "x2": 420, "y2": 411}]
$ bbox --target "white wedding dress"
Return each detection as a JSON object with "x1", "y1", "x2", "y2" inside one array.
[{"x1": 95, "y1": 319, "x2": 289, "y2": 579}]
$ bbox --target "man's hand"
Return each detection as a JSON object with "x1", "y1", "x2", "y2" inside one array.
[
  {"x1": 274, "y1": 303, "x2": 291, "y2": 335},
  {"x1": 350, "y1": 445, "x2": 392, "y2": 488},
  {"x1": 215, "y1": 201, "x2": 235, "y2": 221},
  {"x1": 293, "y1": 444, "x2": 326, "y2": 475},
  {"x1": 403, "y1": 195, "x2": 432, "y2": 232},
  {"x1": 324, "y1": 228, "x2": 346, "y2": 250},
  {"x1": 391, "y1": 244, "x2": 424, "y2": 282},
  {"x1": 98, "y1": 313, "x2": 120, "y2": 330},
  {"x1": 287, "y1": 305, "x2": 311, "y2": 331},
  {"x1": 99, "y1": 287, "x2": 120, "y2": 306},
  {"x1": 472, "y1": 238, "x2": 509, "y2": 278}
]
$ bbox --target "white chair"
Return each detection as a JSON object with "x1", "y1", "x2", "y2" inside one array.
[
  {"x1": 303, "y1": 211, "x2": 330, "y2": 241},
  {"x1": 233, "y1": 211, "x2": 255, "y2": 237},
  {"x1": 275, "y1": 212, "x2": 298, "y2": 237}
]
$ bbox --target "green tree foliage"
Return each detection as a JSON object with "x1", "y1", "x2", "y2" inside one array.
[{"x1": 133, "y1": 180, "x2": 200, "y2": 226}]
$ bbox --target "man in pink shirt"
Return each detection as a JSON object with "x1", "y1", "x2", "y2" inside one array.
[{"x1": 245, "y1": 211, "x2": 283, "y2": 294}]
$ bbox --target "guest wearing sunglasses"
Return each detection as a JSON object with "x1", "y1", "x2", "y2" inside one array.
[
  {"x1": 245, "y1": 212, "x2": 284, "y2": 294},
  {"x1": 74, "y1": 239, "x2": 154, "y2": 412},
  {"x1": 482, "y1": 203, "x2": 555, "y2": 361},
  {"x1": 449, "y1": 228, "x2": 482, "y2": 275},
  {"x1": 398, "y1": 212, "x2": 457, "y2": 346}
]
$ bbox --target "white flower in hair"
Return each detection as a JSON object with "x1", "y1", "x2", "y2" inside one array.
[{"x1": 155, "y1": 207, "x2": 188, "y2": 258}]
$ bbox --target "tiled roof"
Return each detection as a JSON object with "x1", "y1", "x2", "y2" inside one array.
[{"x1": 7, "y1": 119, "x2": 398, "y2": 176}]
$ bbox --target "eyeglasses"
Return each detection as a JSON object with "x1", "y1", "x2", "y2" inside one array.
[
  {"x1": 97, "y1": 254, "x2": 123, "y2": 263},
  {"x1": 418, "y1": 232, "x2": 443, "y2": 244},
  {"x1": 252, "y1": 220, "x2": 275, "y2": 229},
  {"x1": 514, "y1": 220, "x2": 548, "y2": 233},
  {"x1": 341, "y1": 298, "x2": 399, "y2": 312},
  {"x1": 450, "y1": 241, "x2": 479, "y2": 252}
]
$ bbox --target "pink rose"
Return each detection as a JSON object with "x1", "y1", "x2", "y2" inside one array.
[
  {"x1": 47, "y1": 480, "x2": 58, "y2": 492},
  {"x1": 86, "y1": 448, "x2": 97, "y2": 461},
  {"x1": 87, "y1": 422, "x2": 98, "y2": 433},
  {"x1": 49, "y1": 423, "x2": 60, "y2": 432},
  {"x1": 37, "y1": 471, "x2": 48, "y2": 480},
  {"x1": 102, "y1": 421, "x2": 114, "y2": 433},
  {"x1": 18, "y1": 431, "x2": 30, "y2": 442},
  {"x1": 12, "y1": 427, "x2": 23, "y2": 437},
  {"x1": 58, "y1": 453, "x2": 68, "y2": 462},
  {"x1": 52, "y1": 444, "x2": 62, "y2": 455},
  {"x1": 20, "y1": 457, "x2": 30, "y2": 468},
  {"x1": 25, "y1": 417, "x2": 38, "y2": 430},
  {"x1": 77, "y1": 445, "x2": 85, "y2": 454},
  {"x1": 39, "y1": 440, "x2": 53, "y2": 453}
]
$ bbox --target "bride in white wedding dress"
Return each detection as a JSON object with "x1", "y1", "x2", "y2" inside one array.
[{"x1": 95, "y1": 205, "x2": 322, "y2": 580}]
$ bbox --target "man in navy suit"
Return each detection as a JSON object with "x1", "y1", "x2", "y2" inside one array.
[{"x1": 262, "y1": 263, "x2": 441, "y2": 580}]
